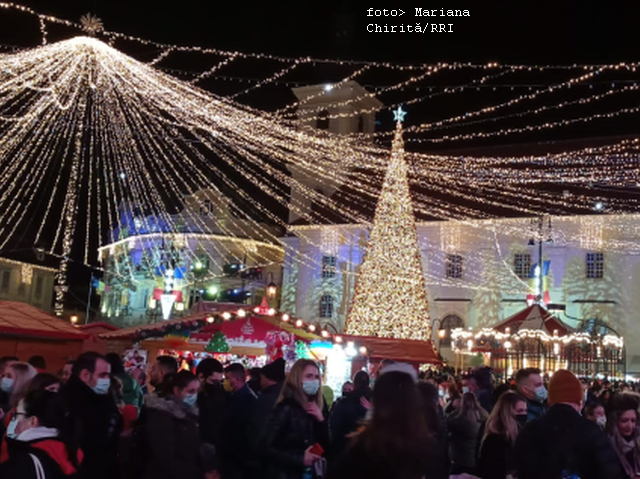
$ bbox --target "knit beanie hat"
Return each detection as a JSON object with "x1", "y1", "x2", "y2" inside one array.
[
  {"x1": 548, "y1": 369, "x2": 583, "y2": 406},
  {"x1": 261, "y1": 358, "x2": 286, "y2": 382}
]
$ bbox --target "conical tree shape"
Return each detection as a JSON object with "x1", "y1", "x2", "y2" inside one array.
[{"x1": 345, "y1": 119, "x2": 431, "y2": 340}]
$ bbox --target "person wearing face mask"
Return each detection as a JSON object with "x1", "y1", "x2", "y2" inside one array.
[
  {"x1": 478, "y1": 391, "x2": 527, "y2": 479},
  {"x1": 514, "y1": 369, "x2": 626, "y2": 479},
  {"x1": 222, "y1": 363, "x2": 258, "y2": 479},
  {"x1": 59, "y1": 351, "x2": 122, "y2": 479},
  {"x1": 607, "y1": 393, "x2": 640, "y2": 478},
  {"x1": 0, "y1": 361, "x2": 37, "y2": 464},
  {"x1": 260, "y1": 359, "x2": 329, "y2": 479},
  {"x1": 143, "y1": 370, "x2": 216, "y2": 479},
  {"x1": 514, "y1": 368, "x2": 547, "y2": 422},
  {"x1": 0, "y1": 390, "x2": 83, "y2": 478},
  {"x1": 584, "y1": 402, "x2": 607, "y2": 429},
  {"x1": 196, "y1": 358, "x2": 227, "y2": 456}
]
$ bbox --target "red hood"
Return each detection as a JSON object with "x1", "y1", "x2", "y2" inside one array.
[{"x1": 32, "y1": 440, "x2": 83, "y2": 475}]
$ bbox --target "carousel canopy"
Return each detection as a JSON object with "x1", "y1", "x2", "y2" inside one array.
[{"x1": 492, "y1": 304, "x2": 572, "y2": 336}]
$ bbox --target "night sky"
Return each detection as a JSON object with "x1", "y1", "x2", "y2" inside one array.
[{"x1": 1, "y1": 1, "x2": 639, "y2": 316}]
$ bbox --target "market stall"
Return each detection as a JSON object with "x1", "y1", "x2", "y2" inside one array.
[
  {"x1": 451, "y1": 304, "x2": 625, "y2": 378},
  {"x1": 99, "y1": 306, "x2": 363, "y2": 395},
  {"x1": 0, "y1": 300, "x2": 89, "y2": 373}
]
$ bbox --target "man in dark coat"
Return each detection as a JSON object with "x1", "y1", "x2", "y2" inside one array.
[
  {"x1": 196, "y1": 357, "x2": 227, "y2": 452},
  {"x1": 223, "y1": 363, "x2": 258, "y2": 479},
  {"x1": 59, "y1": 351, "x2": 122, "y2": 479},
  {"x1": 515, "y1": 367, "x2": 547, "y2": 421},
  {"x1": 329, "y1": 370, "x2": 372, "y2": 458},
  {"x1": 251, "y1": 358, "x2": 285, "y2": 439},
  {"x1": 514, "y1": 369, "x2": 626, "y2": 479}
]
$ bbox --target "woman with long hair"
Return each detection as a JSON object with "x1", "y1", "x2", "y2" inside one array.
[
  {"x1": 607, "y1": 393, "x2": 640, "y2": 478},
  {"x1": 447, "y1": 392, "x2": 489, "y2": 475},
  {"x1": 328, "y1": 370, "x2": 430, "y2": 479},
  {"x1": 260, "y1": 359, "x2": 329, "y2": 479},
  {"x1": 478, "y1": 391, "x2": 527, "y2": 479},
  {"x1": 0, "y1": 389, "x2": 83, "y2": 478},
  {"x1": 1, "y1": 362, "x2": 37, "y2": 410},
  {"x1": 417, "y1": 381, "x2": 449, "y2": 479}
]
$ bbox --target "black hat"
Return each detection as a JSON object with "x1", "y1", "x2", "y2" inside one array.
[{"x1": 261, "y1": 358, "x2": 286, "y2": 382}]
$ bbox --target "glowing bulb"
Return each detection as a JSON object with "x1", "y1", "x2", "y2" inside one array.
[
  {"x1": 359, "y1": 346, "x2": 367, "y2": 355},
  {"x1": 323, "y1": 84, "x2": 333, "y2": 92},
  {"x1": 335, "y1": 336, "x2": 343, "y2": 343},
  {"x1": 321, "y1": 330, "x2": 329, "y2": 338},
  {"x1": 206, "y1": 316, "x2": 214, "y2": 323},
  {"x1": 70, "y1": 315, "x2": 78, "y2": 324},
  {"x1": 308, "y1": 324, "x2": 316, "y2": 332},
  {"x1": 267, "y1": 308, "x2": 275, "y2": 316},
  {"x1": 237, "y1": 309, "x2": 246, "y2": 317},
  {"x1": 222, "y1": 312, "x2": 232, "y2": 320},
  {"x1": 281, "y1": 313, "x2": 290, "y2": 322},
  {"x1": 295, "y1": 319, "x2": 304, "y2": 327}
]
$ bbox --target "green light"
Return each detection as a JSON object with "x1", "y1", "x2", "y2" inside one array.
[
  {"x1": 194, "y1": 261, "x2": 203, "y2": 270},
  {"x1": 207, "y1": 285, "x2": 218, "y2": 296}
]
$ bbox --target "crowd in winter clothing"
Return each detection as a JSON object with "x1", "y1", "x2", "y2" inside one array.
[{"x1": 2, "y1": 350, "x2": 640, "y2": 479}]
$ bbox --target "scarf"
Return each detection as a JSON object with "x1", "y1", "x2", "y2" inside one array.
[{"x1": 610, "y1": 427, "x2": 640, "y2": 477}]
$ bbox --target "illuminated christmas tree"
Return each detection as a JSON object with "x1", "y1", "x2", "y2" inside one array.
[{"x1": 345, "y1": 108, "x2": 431, "y2": 340}]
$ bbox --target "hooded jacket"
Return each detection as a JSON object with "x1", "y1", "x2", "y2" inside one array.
[
  {"x1": 142, "y1": 394, "x2": 203, "y2": 479},
  {"x1": 0, "y1": 426, "x2": 83, "y2": 479}
]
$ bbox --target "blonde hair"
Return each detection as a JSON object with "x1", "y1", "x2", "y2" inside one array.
[
  {"x1": 277, "y1": 359, "x2": 323, "y2": 410},
  {"x1": 7, "y1": 362, "x2": 37, "y2": 408},
  {"x1": 484, "y1": 391, "x2": 525, "y2": 444},
  {"x1": 457, "y1": 392, "x2": 489, "y2": 423}
]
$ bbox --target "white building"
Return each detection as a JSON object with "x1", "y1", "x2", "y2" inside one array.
[{"x1": 0, "y1": 258, "x2": 56, "y2": 313}]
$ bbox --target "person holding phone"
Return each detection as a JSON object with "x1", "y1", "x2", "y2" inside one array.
[{"x1": 259, "y1": 359, "x2": 329, "y2": 479}]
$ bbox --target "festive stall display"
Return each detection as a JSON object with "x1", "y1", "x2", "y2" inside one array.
[{"x1": 206, "y1": 331, "x2": 230, "y2": 353}]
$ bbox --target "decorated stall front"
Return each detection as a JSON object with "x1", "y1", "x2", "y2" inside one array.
[
  {"x1": 451, "y1": 304, "x2": 625, "y2": 378},
  {"x1": 99, "y1": 305, "x2": 363, "y2": 395}
]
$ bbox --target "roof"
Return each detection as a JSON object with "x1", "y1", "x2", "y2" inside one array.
[
  {"x1": 492, "y1": 304, "x2": 571, "y2": 336},
  {"x1": 77, "y1": 322, "x2": 119, "y2": 334},
  {"x1": 0, "y1": 301, "x2": 89, "y2": 340},
  {"x1": 342, "y1": 334, "x2": 441, "y2": 365},
  {"x1": 99, "y1": 309, "x2": 321, "y2": 342}
]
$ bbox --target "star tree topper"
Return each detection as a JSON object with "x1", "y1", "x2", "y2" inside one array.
[
  {"x1": 393, "y1": 106, "x2": 407, "y2": 123},
  {"x1": 80, "y1": 13, "x2": 104, "y2": 36}
]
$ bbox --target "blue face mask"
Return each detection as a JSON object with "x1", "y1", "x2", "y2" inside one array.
[
  {"x1": 183, "y1": 393, "x2": 197, "y2": 408},
  {"x1": 534, "y1": 385, "x2": 548, "y2": 402},
  {"x1": 302, "y1": 380, "x2": 320, "y2": 396},
  {"x1": 92, "y1": 378, "x2": 111, "y2": 395},
  {"x1": 6, "y1": 417, "x2": 18, "y2": 439},
  {"x1": 0, "y1": 377, "x2": 14, "y2": 393}
]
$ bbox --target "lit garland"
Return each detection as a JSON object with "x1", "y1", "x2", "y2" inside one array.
[{"x1": 345, "y1": 112, "x2": 432, "y2": 341}]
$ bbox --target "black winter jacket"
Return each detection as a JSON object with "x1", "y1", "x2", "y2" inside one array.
[
  {"x1": 197, "y1": 383, "x2": 227, "y2": 449},
  {"x1": 251, "y1": 382, "x2": 283, "y2": 452},
  {"x1": 514, "y1": 404, "x2": 626, "y2": 479},
  {"x1": 142, "y1": 394, "x2": 203, "y2": 479},
  {"x1": 0, "y1": 435, "x2": 82, "y2": 479},
  {"x1": 329, "y1": 387, "x2": 371, "y2": 457},
  {"x1": 478, "y1": 433, "x2": 515, "y2": 479},
  {"x1": 59, "y1": 378, "x2": 122, "y2": 479},
  {"x1": 447, "y1": 413, "x2": 483, "y2": 471},
  {"x1": 260, "y1": 397, "x2": 329, "y2": 479}
]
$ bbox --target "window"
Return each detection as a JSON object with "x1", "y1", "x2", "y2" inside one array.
[
  {"x1": 357, "y1": 115, "x2": 364, "y2": 133},
  {"x1": 446, "y1": 254, "x2": 463, "y2": 279},
  {"x1": 514, "y1": 253, "x2": 532, "y2": 279},
  {"x1": 586, "y1": 252, "x2": 604, "y2": 279},
  {"x1": 34, "y1": 275, "x2": 43, "y2": 299},
  {"x1": 0, "y1": 270, "x2": 10, "y2": 293},
  {"x1": 439, "y1": 315, "x2": 465, "y2": 347},
  {"x1": 320, "y1": 295, "x2": 333, "y2": 318},
  {"x1": 200, "y1": 199, "x2": 213, "y2": 217},
  {"x1": 321, "y1": 255, "x2": 337, "y2": 278},
  {"x1": 316, "y1": 110, "x2": 329, "y2": 130},
  {"x1": 17, "y1": 283, "x2": 25, "y2": 297}
]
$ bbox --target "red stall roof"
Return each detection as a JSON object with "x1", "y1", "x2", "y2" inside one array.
[
  {"x1": 341, "y1": 334, "x2": 441, "y2": 365},
  {"x1": 492, "y1": 304, "x2": 571, "y2": 336},
  {"x1": 0, "y1": 301, "x2": 89, "y2": 340}
]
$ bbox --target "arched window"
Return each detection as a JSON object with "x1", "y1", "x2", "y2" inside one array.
[
  {"x1": 320, "y1": 294, "x2": 333, "y2": 318},
  {"x1": 439, "y1": 314, "x2": 464, "y2": 347},
  {"x1": 316, "y1": 110, "x2": 330, "y2": 130},
  {"x1": 357, "y1": 115, "x2": 364, "y2": 133}
]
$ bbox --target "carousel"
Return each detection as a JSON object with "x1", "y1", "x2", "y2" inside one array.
[{"x1": 451, "y1": 304, "x2": 625, "y2": 378}]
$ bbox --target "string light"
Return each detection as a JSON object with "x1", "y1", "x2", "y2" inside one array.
[{"x1": 345, "y1": 117, "x2": 432, "y2": 341}]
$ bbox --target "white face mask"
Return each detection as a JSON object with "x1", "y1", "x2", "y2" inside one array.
[{"x1": 596, "y1": 416, "x2": 607, "y2": 427}]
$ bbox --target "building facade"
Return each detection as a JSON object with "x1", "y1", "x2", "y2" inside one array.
[
  {"x1": 281, "y1": 216, "x2": 640, "y2": 371},
  {"x1": 97, "y1": 189, "x2": 285, "y2": 326},
  {"x1": 0, "y1": 258, "x2": 56, "y2": 313}
]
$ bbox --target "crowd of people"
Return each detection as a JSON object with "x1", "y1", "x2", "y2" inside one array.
[{"x1": 0, "y1": 351, "x2": 639, "y2": 478}]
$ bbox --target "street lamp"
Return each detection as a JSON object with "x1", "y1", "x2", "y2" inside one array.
[{"x1": 70, "y1": 315, "x2": 78, "y2": 324}]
